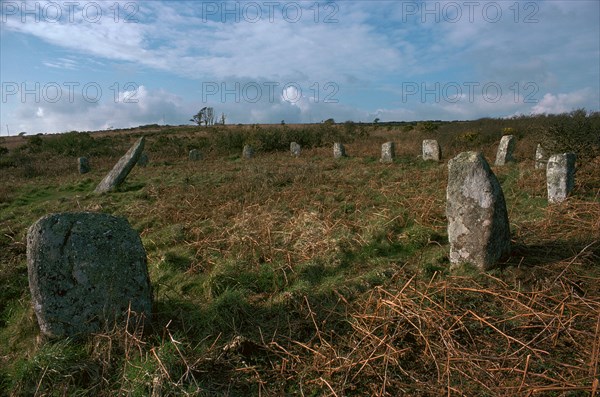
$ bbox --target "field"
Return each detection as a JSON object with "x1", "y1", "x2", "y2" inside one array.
[{"x1": 0, "y1": 114, "x2": 599, "y2": 396}]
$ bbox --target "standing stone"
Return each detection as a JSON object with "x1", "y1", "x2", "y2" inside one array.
[
  {"x1": 189, "y1": 149, "x2": 202, "y2": 161},
  {"x1": 535, "y1": 144, "x2": 547, "y2": 170},
  {"x1": 290, "y1": 142, "x2": 301, "y2": 157},
  {"x1": 380, "y1": 142, "x2": 395, "y2": 163},
  {"x1": 94, "y1": 137, "x2": 145, "y2": 193},
  {"x1": 422, "y1": 139, "x2": 441, "y2": 161},
  {"x1": 446, "y1": 151, "x2": 511, "y2": 270},
  {"x1": 243, "y1": 145, "x2": 254, "y2": 159},
  {"x1": 27, "y1": 212, "x2": 152, "y2": 338},
  {"x1": 333, "y1": 143, "x2": 346, "y2": 158},
  {"x1": 494, "y1": 135, "x2": 516, "y2": 166},
  {"x1": 137, "y1": 153, "x2": 149, "y2": 167},
  {"x1": 547, "y1": 153, "x2": 576, "y2": 204},
  {"x1": 78, "y1": 157, "x2": 90, "y2": 174}
]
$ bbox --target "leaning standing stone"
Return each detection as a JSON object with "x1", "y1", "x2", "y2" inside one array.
[
  {"x1": 446, "y1": 151, "x2": 511, "y2": 270},
  {"x1": 243, "y1": 145, "x2": 254, "y2": 159},
  {"x1": 27, "y1": 212, "x2": 152, "y2": 338},
  {"x1": 137, "y1": 152, "x2": 149, "y2": 167},
  {"x1": 78, "y1": 157, "x2": 90, "y2": 174},
  {"x1": 333, "y1": 143, "x2": 346, "y2": 158},
  {"x1": 94, "y1": 137, "x2": 145, "y2": 193},
  {"x1": 535, "y1": 144, "x2": 547, "y2": 170},
  {"x1": 547, "y1": 153, "x2": 576, "y2": 204},
  {"x1": 422, "y1": 139, "x2": 441, "y2": 161},
  {"x1": 189, "y1": 149, "x2": 202, "y2": 161},
  {"x1": 290, "y1": 142, "x2": 301, "y2": 157},
  {"x1": 380, "y1": 142, "x2": 395, "y2": 163},
  {"x1": 494, "y1": 135, "x2": 516, "y2": 166}
]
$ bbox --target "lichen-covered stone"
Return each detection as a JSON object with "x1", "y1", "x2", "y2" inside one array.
[
  {"x1": 494, "y1": 135, "x2": 516, "y2": 166},
  {"x1": 290, "y1": 142, "x2": 301, "y2": 157},
  {"x1": 78, "y1": 157, "x2": 90, "y2": 174},
  {"x1": 535, "y1": 144, "x2": 547, "y2": 170},
  {"x1": 243, "y1": 145, "x2": 254, "y2": 159},
  {"x1": 95, "y1": 137, "x2": 145, "y2": 193},
  {"x1": 137, "y1": 152, "x2": 149, "y2": 167},
  {"x1": 27, "y1": 212, "x2": 152, "y2": 338},
  {"x1": 381, "y1": 142, "x2": 395, "y2": 163},
  {"x1": 422, "y1": 139, "x2": 441, "y2": 161},
  {"x1": 189, "y1": 149, "x2": 202, "y2": 161},
  {"x1": 446, "y1": 151, "x2": 511, "y2": 270},
  {"x1": 547, "y1": 153, "x2": 576, "y2": 204},
  {"x1": 333, "y1": 143, "x2": 346, "y2": 158}
]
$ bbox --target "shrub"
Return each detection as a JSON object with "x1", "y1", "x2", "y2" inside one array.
[{"x1": 540, "y1": 109, "x2": 600, "y2": 159}]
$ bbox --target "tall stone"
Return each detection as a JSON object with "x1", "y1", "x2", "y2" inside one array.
[
  {"x1": 446, "y1": 152, "x2": 511, "y2": 270},
  {"x1": 189, "y1": 149, "x2": 202, "y2": 161},
  {"x1": 494, "y1": 135, "x2": 516, "y2": 166},
  {"x1": 422, "y1": 139, "x2": 441, "y2": 161},
  {"x1": 243, "y1": 145, "x2": 254, "y2": 159},
  {"x1": 137, "y1": 152, "x2": 149, "y2": 167},
  {"x1": 535, "y1": 144, "x2": 547, "y2": 170},
  {"x1": 94, "y1": 137, "x2": 145, "y2": 193},
  {"x1": 290, "y1": 142, "x2": 301, "y2": 157},
  {"x1": 333, "y1": 143, "x2": 346, "y2": 158},
  {"x1": 380, "y1": 142, "x2": 395, "y2": 163},
  {"x1": 78, "y1": 157, "x2": 90, "y2": 174},
  {"x1": 547, "y1": 153, "x2": 576, "y2": 204},
  {"x1": 27, "y1": 212, "x2": 152, "y2": 338}
]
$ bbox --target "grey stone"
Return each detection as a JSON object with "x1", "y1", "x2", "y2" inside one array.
[
  {"x1": 137, "y1": 152, "x2": 149, "y2": 167},
  {"x1": 494, "y1": 135, "x2": 516, "y2": 166},
  {"x1": 547, "y1": 153, "x2": 576, "y2": 204},
  {"x1": 446, "y1": 151, "x2": 511, "y2": 270},
  {"x1": 422, "y1": 139, "x2": 441, "y2": 161},
  {"x1": 94, "y1": 137, "x2": 145, "y2": 193},
  {"x1": 189, "y1": 149, "x2": 202, "y2": 161},
  {"x1": 243, "y1": 145, "x2": 254, "y2": 159},
  {"x1": 535, "y1": 144, "x2": 547, "y2": 170},
  {"x1": 333, "y1": 142, "x2": 346, "y2": 158},
  {"x1": 78, "y1": 157, "x2": 90, "y2": 174},
  {"x1": 380, "y1": 142, "x2": 395, "y2": 163},
  {"x1": 27, "y1": 212, "x2": 152, "y2": 338},
  {"x1": 290, "y1": 142, "x2": 301, "y2": 157}
]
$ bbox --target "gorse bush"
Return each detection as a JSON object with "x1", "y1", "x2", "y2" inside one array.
[{"x1": 539, "y1": 108, "x2": 600, "y2": 159}]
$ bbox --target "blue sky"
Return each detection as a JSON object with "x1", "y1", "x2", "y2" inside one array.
[{"x1": 1, "y1": 0, "x2": 599, "y2": 134}]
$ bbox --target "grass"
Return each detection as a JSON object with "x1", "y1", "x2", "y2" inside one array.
[{"x1": 0, "y1": 117, "x2": 599, "y2": 396}]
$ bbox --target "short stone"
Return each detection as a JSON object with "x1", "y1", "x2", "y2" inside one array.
[
  {"x1": 137, "y1": 152, "x2": 149, "y2": 167},
  {"x1": 290, "y1": 142, "x2": 301, "y2": 157},
  {"x1": 78, "y1": 157, "x2": 90, "y2": 174},
  {"x1": 380, "y1": 142, "x2": 395, "y2": 163},
  {"x1": 535, "y1": 144, "x2": 547, "y2": 170},
  {"x1": 27, "y1": 212, "x2": 152, "y2": 338},
  {"x1": 494, "y1": 135, "x2": 516, "y2": 166},
  {"x1": 243, "y1": 145, "x2": 254, "y2": 159},
  {"x1": 446, "y1": 151, "x2": 511, "y2": 270},
  {"x1": 189, "y1": 149, "x2": 202, "y2": 161},
  {"x1": 547, "y1": 153, "x2": 576, "y2": 204},
  {"x1": 95, "y1": 137, "x2": 145, "y2": 193},
  {"x1": 333, "y1": 143, "x2": 346, "y2": 158},
  {"x1": 422, "y1": 139, "x2": 441, "y2": 161}
]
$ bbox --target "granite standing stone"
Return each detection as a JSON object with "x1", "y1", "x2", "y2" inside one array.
[
  {"x1": 380, "y1": 142, "x2": 395, "y2": 163},
  {"x1": 78, "y1": 157, "x2": 90, "y2": 174},
  {"x1": 189, "y1": 149, "x2": 202, "y2": 161},
  {"x1": 27, "y1": 212, "x2": 152, "y2": 338},
  {"x1": 137, "y1": 152, "x2": 149, "y2": 167},
  {"x1": 535, "y1": 144, "x2": 547, "y2": 170},
  {"x1": 243, "y1": 145, "x2": 254, "y2": 159},
  {"x1": 446, "y1": 151, "x2": 511, "y2": 270},
  {"x1": 494, "y1": 135, "x2": 516, "y2": 166},
  {"x1": 94, "y1": 137, "x2": 145, "y2": 193},
  {"x1": 333, "y1": 143, "x2": 346, "y2": 158},
  {"x1": 422, "y1": 139, "x2": 441, "y2": 161},
  {"x1": 290, "y1": 142, "x2": 301, "y2": 157},
  {"x1": 547, "y1": 153, "x2": 576, "y2": 204}
]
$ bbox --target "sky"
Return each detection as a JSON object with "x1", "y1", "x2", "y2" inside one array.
[{"x1": 1, "y1": 0, "x2": 599, "y2": 134}]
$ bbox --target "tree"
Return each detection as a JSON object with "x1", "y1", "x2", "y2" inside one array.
[
  {"x1": 220, "y1": 113, "x2": 226, "y2": 125},
  {"x1": 190, "y1": 107, "x2": 216, "y2": 127}
]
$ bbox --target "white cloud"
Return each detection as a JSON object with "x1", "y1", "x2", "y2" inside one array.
[{"x1": 530, "y1": 89, "x2": 595, "y2": 115}]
